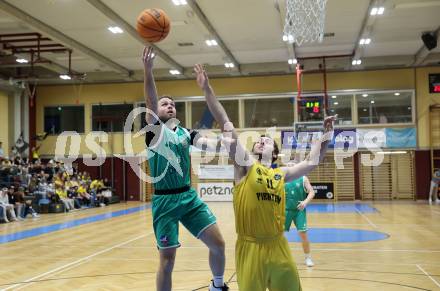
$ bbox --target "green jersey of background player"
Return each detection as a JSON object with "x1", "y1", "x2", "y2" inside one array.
[
  {"x1": 285, "y1": 175, "x2": 315, "y2": 267},
  {"x1": 142, "y1": 47, "x2": 229, "y2": 291}
]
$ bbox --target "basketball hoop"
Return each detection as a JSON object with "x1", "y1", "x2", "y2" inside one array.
[{"x1": 283, "y1": 0, "x2": 328, "y2": 46}]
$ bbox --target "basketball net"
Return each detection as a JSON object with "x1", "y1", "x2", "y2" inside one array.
[{"x1": 283, "y1": 0, "x2": 328, "y2": 46}]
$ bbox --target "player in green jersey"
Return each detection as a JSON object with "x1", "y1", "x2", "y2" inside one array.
[
  {"x1": 285, "y1": 175, "x2": 315, "y2": 267},
  {"x1": 142, "y1": 47, "x2": 229, "y2": 291}
]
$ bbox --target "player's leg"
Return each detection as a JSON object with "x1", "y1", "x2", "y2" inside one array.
[
  {"x1": 294, "y1": 210, "x2": 313, "y2": 266},
  {"x1": 199, "y1": 224, "x2": 227, "y2": 289},
  {"x1": 235, "y1": 239, "x2": 268, "y2": 291},
  {"x1": 152, "y1": 195, "x2": 181, "y2": 291},
  {"x1": 268, "y1": 238, "x2": 302, "y2": 291},
  {"x1": 284, "y1": 209, "x2": 295, "y2": 232},
  {"x1": 156, "y1": 247, "x2": 177, "y2": 291},
  {"x1": 179, "y1": 190, "x2": 228, "y2": 290}
]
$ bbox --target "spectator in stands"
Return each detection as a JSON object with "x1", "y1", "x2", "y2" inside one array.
[
  {"x1": 429, "y1": 169, "x2": 440, "y2": 204},
  {"x1": 55, "y1": 183, "x2": 75, "y2": 211},
  {"x1": 0, "y1": 142, "x2": 4, "y2": 159},
  {"x1": 31, "y1": 145, "x2": 41, "y2": 163},
  {"x1": 78, "y1": 182, "x2": 91, "y2": 207},
  {"x1": 13, "y1": 186, "x2": 39, "y2": 218},
  {"x1": 0, "y1": 187, "x2": 18, "y2": 222}
]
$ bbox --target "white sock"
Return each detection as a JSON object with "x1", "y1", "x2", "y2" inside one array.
[{"x1": 213, "y1": 276, "x2": 224, "y2": 287}]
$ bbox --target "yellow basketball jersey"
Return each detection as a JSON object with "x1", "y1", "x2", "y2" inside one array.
[{"x1": 233, "y1": 162, "x2": 286, "y2": 239}]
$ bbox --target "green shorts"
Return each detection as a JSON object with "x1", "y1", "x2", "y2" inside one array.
[
  {"x1": 285, "y1": 209, "x2": 307, "y2": 232},
  {"x1": 152, "y1": 188, "x2": 217, "y2": 249}
]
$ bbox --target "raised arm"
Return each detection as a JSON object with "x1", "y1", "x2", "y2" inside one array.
[
  {"x1": 281, "y1": 115, "x2": 337, "y2": 183},
  {"x1": 142, "y1": 47, "x2": 158, "y2": 125},
  {"x1": 194, "y1": 64, "x2": 254, "y2": 180}
]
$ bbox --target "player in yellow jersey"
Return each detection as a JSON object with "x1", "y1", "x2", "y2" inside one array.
[{"x1": 195, "y1": 64, "x2": 336, "y2": 291}]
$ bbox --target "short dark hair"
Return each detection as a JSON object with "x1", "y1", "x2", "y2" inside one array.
[{"x1": 159, "y1": 95, "x2": 174, "y2": 102}]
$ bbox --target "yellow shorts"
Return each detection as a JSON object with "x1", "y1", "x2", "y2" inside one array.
[{"x1": 235, "y1": 235, "x2": 302, "y2": 291}]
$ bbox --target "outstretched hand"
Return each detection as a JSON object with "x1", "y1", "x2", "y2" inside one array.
[
  {"x1": 194, "y1": 64, "x2": 210, "y2": 91},
  {"x1": 323, "y1": 114, "x2": 337, "y2": 133},
  {"x1": 142, "y1": 46, "x2": 155, "y2": 72}
]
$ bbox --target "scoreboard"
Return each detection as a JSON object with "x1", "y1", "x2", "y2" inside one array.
[
  {"x1": 429, "y1": 74, "x2": 440, "y2": 93},
  {"x1": 297, "y1": 95, "x2": 324, "y2": 122}
]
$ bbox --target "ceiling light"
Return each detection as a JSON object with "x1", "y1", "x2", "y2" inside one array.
[
  {"x1": 371, "y1": 100, "x2": 375, "y2": 104},
  {"x1": 288, "y1": 58, "x2": 297, "y2": 65},
  {"x1": 172, "y1": 0, "x2": 187, "y2": 6},
  {"x1": 59, "y1": 74, "x2": 71, "y2": 80},
  {"x1": 169, "y1": 69, "x2": 181, "y2": 75},
  {"x1": 334, "y1": 102, "x2": 339, "y2": 105},
  {"x1": 363, "y1": 109, "x2": 367, "y2": 112},
  {"x1": 108, "y1": 26, "x2": 123, "y2": 34},
  {"x1": 360, "y1": 38, "x2": 371, "y2": 45},
  {"x1": 377, "y1": 151, "x2": 407, "y2": 155},
  {"x1": 16, "y1": 58, "x2": 28, "y2": 63},
  {"x1": 224, "y1": 62, "x2": 234, "y2": 68},
  {"x1": 362, "y1": 94, "x2": 368, "y2": 97},
  {"x1": 205, "y1": 39, "x2": 218, "y2": 46},
  {"x1": 332, "y1": 95, "x2": 337, "y2": 99},
  {"x1": 371, "y1": 7, "x2": 385, "y2": 15},
  {"x1": 394, "y1": 92, "x2": 400, "y2": 96},
  {"x1": 283, "y1": 34, "x2": 294, "y2": 43},
  {"x1": 352, "y1": 59, "x2": 362, "y2": 65}
]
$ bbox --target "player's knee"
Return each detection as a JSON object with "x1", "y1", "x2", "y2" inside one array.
[{"x1": 211, "y1": 236, "x2": 225, "y2": 254}]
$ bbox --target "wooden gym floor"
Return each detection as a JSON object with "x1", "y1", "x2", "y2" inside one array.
[{"x1": 0, "y1": 201, "x2": 439, "y2": 290}]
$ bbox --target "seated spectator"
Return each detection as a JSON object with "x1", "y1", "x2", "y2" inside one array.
[
  {"x1": 13, "y1": 186, "x2": 39, "y2": 218},
  {"x1": 0, "y1": 187, "x2": 18, "y2": 222},
  {"x1": 55, "y1": 184, "x2": 75, "y2": 212},
  {"x1": 78, "y1": 182, "x2": 92, "y2": 207}
]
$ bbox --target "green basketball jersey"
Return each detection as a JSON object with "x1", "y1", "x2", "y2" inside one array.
[
  {"x1": 146, "y1": 124, "x2": 196, "y2": 191},
  {"x1": 285, "y1": 176, "x2": 307, "y2": 210}
]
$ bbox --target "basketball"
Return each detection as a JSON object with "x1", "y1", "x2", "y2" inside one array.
[{"x1": 136, "y1": 8, "x2": 170, "y2": 43}]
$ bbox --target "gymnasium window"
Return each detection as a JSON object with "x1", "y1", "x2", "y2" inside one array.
[
  {"x1": 192, "y1": 100, "x2": 238, "y2": 129},
  {"x1": 44, "y1": 106, "x2": 85, "y2": 134},
  {"x1": 357, "y1": 92, "x2": 413, "y2": 124},
  {"x1": 138, "y1": 102, "x2": 186, "y2": 128},
  {"x1": 328, "y1": 95, "x2": 352, "y2": 125},
  {"x1": 92, "y1": 104, "x2": 134, "y2": 132},
  {"x1": 244, "y1": 97, "x2": 295, "y2": 128}
]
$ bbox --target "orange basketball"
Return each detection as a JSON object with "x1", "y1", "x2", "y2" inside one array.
[{"x1": 136, "y1": 8, "x2": 170, "y2": 43}]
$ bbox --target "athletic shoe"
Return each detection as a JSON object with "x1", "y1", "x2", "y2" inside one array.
[
  {"x1": 305, "y1": 257, "x2": 314, "y2": 267},
  {"x1": 209, "y1": 280, "x2": 229, "y2": 291}
]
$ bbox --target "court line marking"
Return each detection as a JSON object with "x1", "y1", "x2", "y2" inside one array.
[
  {"x1": 416, "y1": 264, "x2": 440, "y2": 289},
  {"x1": 0, "y1": 232, "x2": 152, "y2": 291},
  {"x1": 100, "y1": 245, "x2": 440, "y2": 254},
  {"x1": 13, "y1": 260, "x2": 89, "y2": 291},
  {"x1": 355, "y1": 209, "x2": 378, "y2": 228}
]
